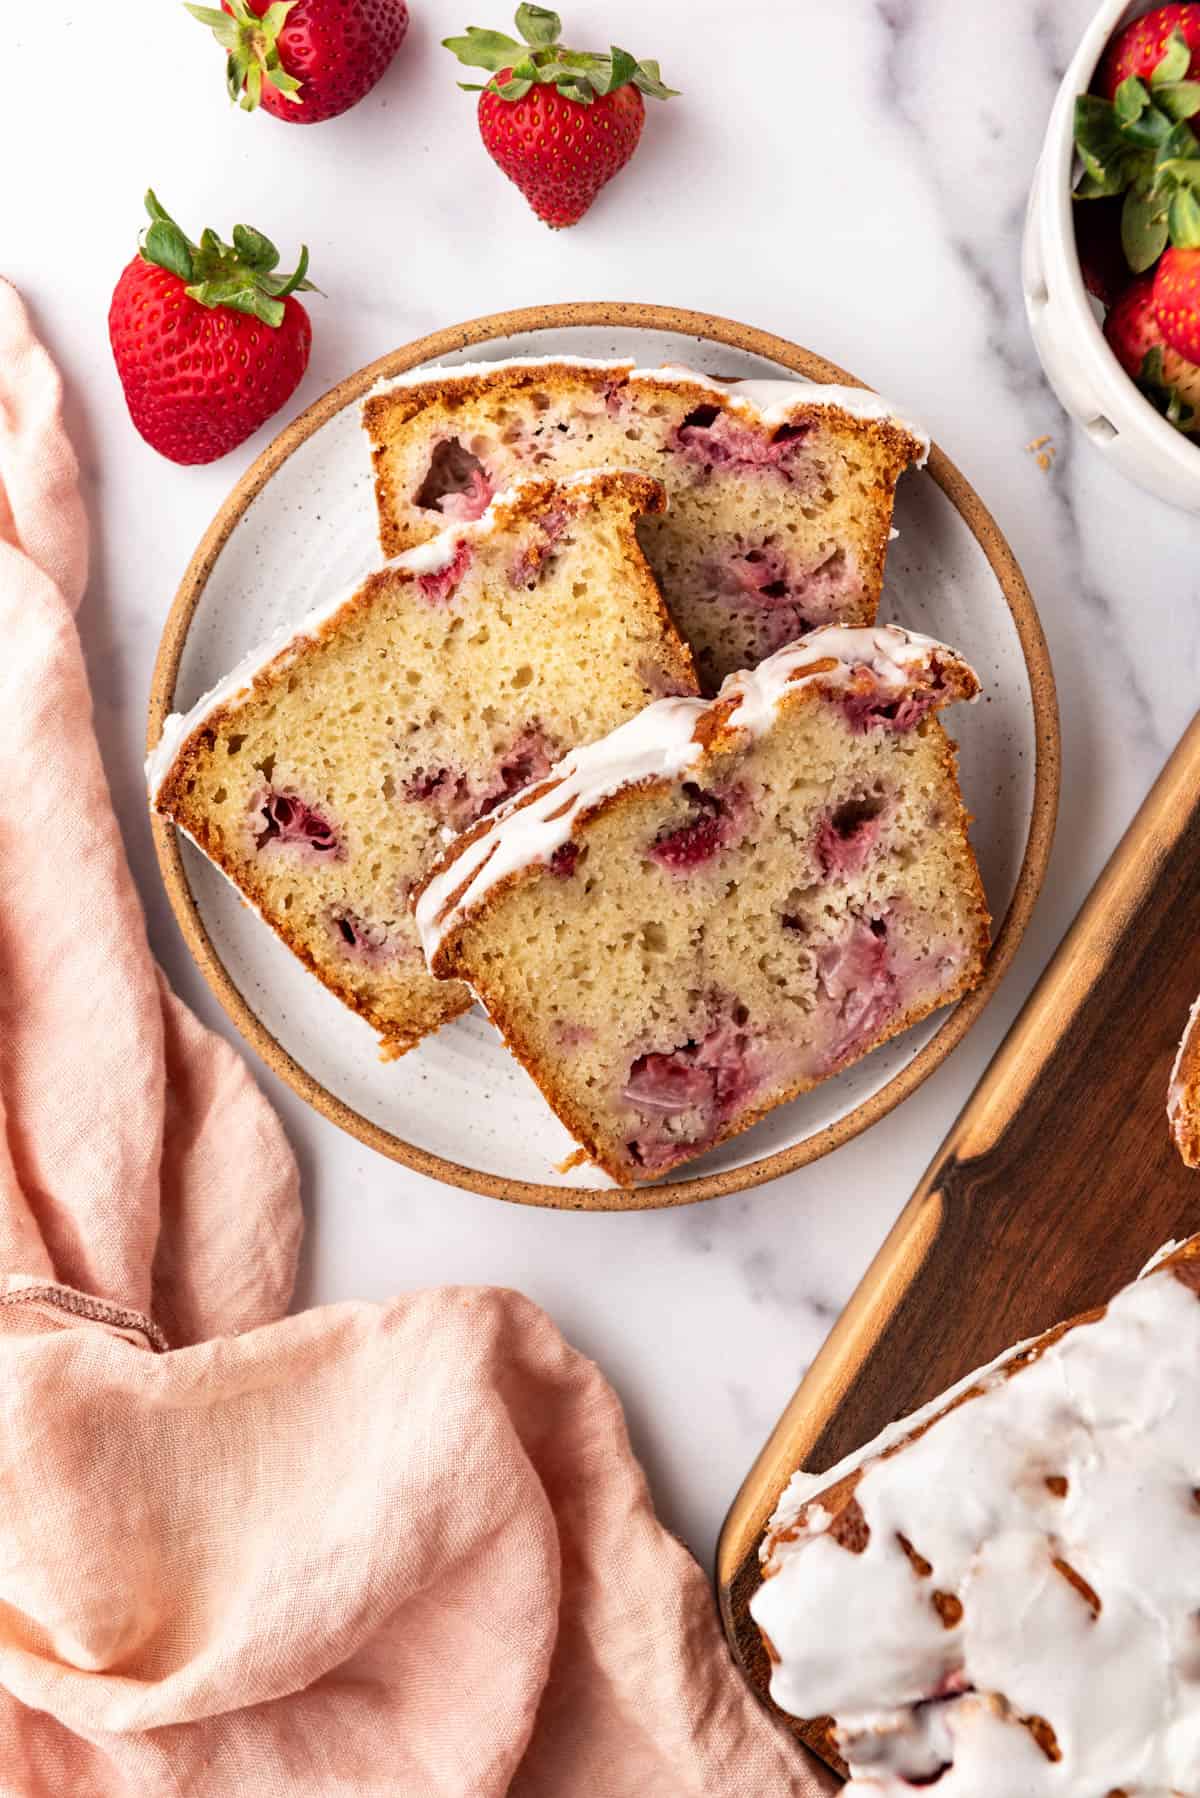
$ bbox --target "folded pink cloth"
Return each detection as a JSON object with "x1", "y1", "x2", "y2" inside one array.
[{"x1": 0, "y1": 281, "x2": 829, "y2": 1797}]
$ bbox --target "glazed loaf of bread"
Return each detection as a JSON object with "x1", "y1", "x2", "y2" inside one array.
[
  {"x1": 363, "y1": 357, "x2": 928, "y2": 692},
  {"x1": 751, "y1": 1237, "x2": 1200, "y2": 1796}
]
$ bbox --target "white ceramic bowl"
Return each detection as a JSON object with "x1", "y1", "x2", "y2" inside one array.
[{"x1": 1023, "y1": 0, "x2": 1200, "y2": 511}]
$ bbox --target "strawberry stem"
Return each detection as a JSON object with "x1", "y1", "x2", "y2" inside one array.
[
  {"x1": 137, "y1": 190, "x2": 316, "y2": 327},
  {"x1": 183, "y1": 0, "x2": 305, "y2": 112},
  {"x1": 1139, "y1": 345, "x2": 1198, "y2": 429},
  {"x1": 443, "y1": 6, "x2": 678, "y2": 103}
]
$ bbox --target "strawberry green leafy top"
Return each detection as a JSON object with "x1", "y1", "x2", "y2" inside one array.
[
  {"x1": 443, "y1": 4, "x2": 678, "y2": 104},
  {"x1": 185, "y1": 0, "x2": 304, "y2": 111},
  {"x1": 1075, "y1": 27, "x2": 1200, "y2": 268},
  {"x1": 137, "y1": 191, "x2": 316, "y2": 329}
]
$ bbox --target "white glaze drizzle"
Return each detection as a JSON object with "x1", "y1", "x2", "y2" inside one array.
[
  {"x1": 145, "y1": 469, "x2": 639, "y2": 803},
  {"x1": 365, "y1": 355, "x2": 930, "y2": 465},
  {"x1": 718, "y1": 623, "x2": 974, "y2": 736},
  {"x1": 751, "y1": 1248, "x2": 1200, "y2": 1796},
  {"x1": 415, "y1": 624, "x2": 975, "y2": 962},
  {"x1": 414, "y1": 694, "x2": 708, "y2": 962}
]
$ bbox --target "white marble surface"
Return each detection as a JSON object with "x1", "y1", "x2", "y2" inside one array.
[{"x1": 6, "y1": 0, "x2": 1200, "y2": 1577}]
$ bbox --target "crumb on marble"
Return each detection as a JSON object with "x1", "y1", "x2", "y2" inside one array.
[{"x1": 1026, "y1": 434, "x2": 1056, "y2": 472}]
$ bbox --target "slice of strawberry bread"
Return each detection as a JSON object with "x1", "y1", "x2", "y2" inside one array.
[
  {"x1": 148, "y1": 471, "x2": 697, "y2": 1057},
  {"x1": 362, "y1": 358, "x2": 928, "y2": 692},
  {"x1": 416, "y1": 624, "x2": 989, "y2": 1183}
]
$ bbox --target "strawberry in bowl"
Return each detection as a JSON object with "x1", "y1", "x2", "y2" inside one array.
[
  {"x1": 1104, "y1": 274, "x2": 1200, "y2": 428},
  {"x1": 1095, "y1": 2, "x2": 1200, "y2": 96},
  {"x1": 1073, "y1": 7, "x2": 1200, "y2": 436},
  {"x1": 109, "y1": 191, "x2": 317, "y2": 465}
]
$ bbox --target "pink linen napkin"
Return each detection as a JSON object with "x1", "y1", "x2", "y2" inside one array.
[{"x1": 0, "y1": 279, "x2": 830, "y2": 1797}]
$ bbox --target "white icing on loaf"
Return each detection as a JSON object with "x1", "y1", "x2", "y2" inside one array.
[
  {"x1": 365, "y1": 356, "x2": 930, "y2": 465},
  {"x1": 415, "y1": 624, "x2": 975, "y2": 963},
  {"x1": 761, "y1": 1330, "x2": 1040, "y2": 1548},
  {"x1": 414, "y1": 695, "x2": 708, "y2": 963},
  {"x1": 145, "y1": 470, "x2": 643, "y2": 803},
  {"x1": 751, "y1": 1247, "x2": 1200, "y2": 1796},
  {"x1": 718, "y1": 624, "x2": 972, "y2": 736}
]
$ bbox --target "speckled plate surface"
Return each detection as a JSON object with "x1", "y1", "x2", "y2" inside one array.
[{"x1": 148, "y1": 303, "x2": 1059, "y2": 1210}]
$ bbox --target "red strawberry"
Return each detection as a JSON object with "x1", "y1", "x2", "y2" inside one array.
[
  {"x1": 186, "y1": 0, "x2": 408, "y2": 124},
  {"x1": 1104, "y1": 273, "x2": 1200, "y2": 427},
  {"x1": 1155, "y1": 244, "x2": 1200, "y2": 359},
  {"x1": 1103, "y1": 276, "x2": 1160, "y2": 374},
  {"x1": 444, "y1": 5, "x2": 677, "y2": 228},
  {"x1": 477, "y1": 70, "x2": 646, "y2": 228},
  {"x1": 109, "y1": 191, "x2": 316, "y2": 465},
  {"x1": 1096, "y1": 4, "x2": 1200, "y2": 99}
]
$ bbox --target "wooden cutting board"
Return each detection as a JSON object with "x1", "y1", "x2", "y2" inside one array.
[{"x1": 716, "y1": 710, "x2": 1200, "y2": 1773}]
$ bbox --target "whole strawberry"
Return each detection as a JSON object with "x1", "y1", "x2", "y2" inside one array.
[
  {"x1": 1155, "y1": 246, "x2": 1200, "y2": 359},
  {"x1": 186, "y1": 0, "x2": 408, "y2": 123},
  {"x1": 444, "y1": 5, "x2": 678, "y2": 227},
  {"x1": 1096, "y1": 4, "x2": 1200, "y2": 99},
  {"x1": 109, "y1": 192, "x2": 316, "y2": 465},
  {"x1": 1154, "y1": 188, "x2": 1200, "y2": 358},
  {"x1": 1104, "y1": 273, "x2": 1200, "y2": 430}
]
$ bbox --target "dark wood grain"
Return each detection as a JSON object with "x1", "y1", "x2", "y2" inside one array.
[{"x1": 717, "y1": 710, "x2": 1200, "y2": 1770}]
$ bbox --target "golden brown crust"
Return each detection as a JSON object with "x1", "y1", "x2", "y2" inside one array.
[
  {"x1": 151, "y1": 570, "x2": 397, "y2": 956},
  {"x1": 362, "y1": 360, "x2": 616, "y2": 437},
  {"x1": 363, "y1": 361, "x2": 924, "y2": 561},
  {"x1": 483, "y1": 467, "x2": 668, "y2": 532},
  {"x1": 366, "y1": 364, "x2": 617, "y2": 556}
]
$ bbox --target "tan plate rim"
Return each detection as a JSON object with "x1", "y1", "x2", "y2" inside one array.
[{"x1": 147, "y1": 300, "x2": 1061, "y2": 1212}]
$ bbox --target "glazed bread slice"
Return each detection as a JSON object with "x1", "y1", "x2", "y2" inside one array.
[
  {"x1": 363, "y1": 357, "x2": 928, "y2": 692},
  {"x1": 1169, "y1": 992, "x2": 1200, "y2": 1165},
  {"x1": 148, "y1": 471, "x2": 697, "y2": 1056},
  {"x1": 416, "y1": 625, "x2": 988, "y2": 1182},
  {"x1": 750, "y1": 1237, "x2": 1200, "y2": 1797}
]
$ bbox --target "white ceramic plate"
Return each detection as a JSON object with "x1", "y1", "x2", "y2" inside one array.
[{"x1": 150, "y1": 306, "x2": 1057, "y2": 1209}]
